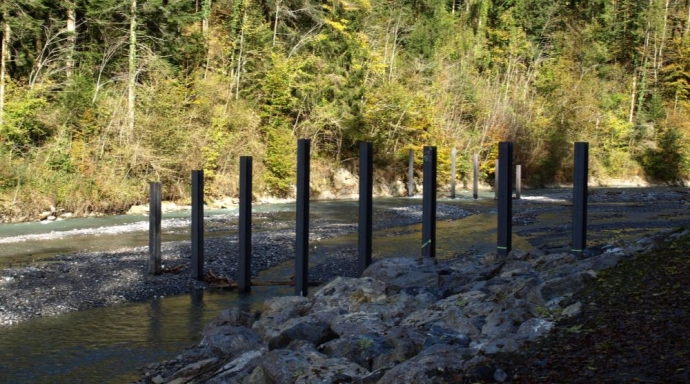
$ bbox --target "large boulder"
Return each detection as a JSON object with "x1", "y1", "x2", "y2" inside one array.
[
  {"x1": 245, "y1": 346, "x2": 368, "y2": 384},
  {"x1": 372, "y1": 326, "x2": 426, "y2": 369},
  {"x1": 200, "y1": 325, "x2": 262, "y2": 357},
  {"x1": 361, "y1": 258, "x2": 439, "y2": 294},
  {"x1": 359, "y1": 291, "x2": 440, "y2": 326},
  {"x1": 376, "y1": 344, "x2": 469, "y2": 384},
  {"x1": 252, "y1": 296, "x2": 312, "y2": 341},
  {"x1": 267, "y1": 315, "x2": 337, "y2": 350},
  {"x1": 258, "y1": 309, "x2": 342, "y2": 349},
  {"x1": 318, "y1": 333, "x2": 394, "y2": 371},
  {"x1": 310, "y1": 277, "x2": 387, "y2": 313},
  {"x1": 206, "y1": 349, "x2": 266, "y2": 384},
  {"x1": 329, "y1": 311, "x2": 388, "y2": 338}
]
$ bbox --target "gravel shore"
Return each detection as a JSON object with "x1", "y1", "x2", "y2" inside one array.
[{"x1": 0, "y1": 203, "x2": 474, "y2": 327}]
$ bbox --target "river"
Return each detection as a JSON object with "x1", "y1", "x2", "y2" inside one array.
[{"x1": 0, "y1": 188, "x2": 688, "y2": 382}]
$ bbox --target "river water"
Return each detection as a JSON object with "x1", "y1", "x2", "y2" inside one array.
[{"x1": 0, "y1": 188, "x2": 687, "y2": 382}]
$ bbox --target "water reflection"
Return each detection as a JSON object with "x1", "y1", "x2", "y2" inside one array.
[{"x1": 0, "y1": 286, "x2": 291, "y2": 383}]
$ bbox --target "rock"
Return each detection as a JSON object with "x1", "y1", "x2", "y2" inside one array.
[
  {"x1": 540, "y1": 273, "x2": 585, "y2": 304},
  {"x1": 170, "y1": 357, "x2": 218, "y2": 381},
  {"x1": 329, "y1": 311, "x2": 388, "y2": 337},
  {"x1": 252, "y1": 296, "x2": 312, "y2": 341},
  {"x1": 333, "y1": 168, "x2": 358, "y2": 194},
  {"x1": 494, "y1": 368, "x2": 508, "y2": 382},
  {"x1": 246, "y1": 348, "x2": 367, "y2": 384},
  {"x1": 582, "y1": 269, "x2": 598, "y2": 280},
  {"x1": 373, "y1": 326, "x2": 426, "y2": 369},
  {"x1": 517, "y1": 318, "x2": 554, "y2": 340},
  {"x1": 376, "y1": 344, "x2": 467, "y2": 384},
  {"x1": 311, "y1": 277, "x2": 387, "y2": 313},
  {"x1": 151, "y1": 375, "x2": 164, "y2": 384},
  {"x1": 423, "y1": 324, "x2": 470, "y2": 348},
  {"x1": 592, "y1": 252, "x2": 622, "y2": 270},
  {"x1": 209, "y1": 197, "x2": 236, "y2": 209},
  {"x1": 532, "y1": 253, "x2": 577, "y2": 271},
  {"x1": 319, "y1": 333, "x2": 394, "y2": 371},
  {"x1": 38, "y1": 211, "x2": 53, "y2": 220},
  {"x1": 478, "y1": 336, "x2": 522, "y2": 354},
  {"x1": 401, "y1": 291, "x2": 495, "y2": 337},
  {"x1": 267, "y1": 315, "x2": 337, "y2": 350},
  {"x1": 127, "y1": 205, "x2": 148, "y2": 215},
  {"x1": 161, "y1": 201, "x2": 179, "y2": 212},
  {"x1": 206, "y1": 349, "x2": 266, "y2": 384},
  {"x1": 508, "y1": 249, "x2": 531, "y2": 261},
  {"x1": 499, "y1": 260, "x2": 534, "y2": 277},
  {"x1": 200, "y1": 325, "x2": 262, "y2": 356},
  {"x1": 359, "y1": 292, "x2": 436, "y2": 326},
  {"x1": 352, "y1": 368, "x2": 389, "y2": 384},
  {"x1": 245, "y1": 349, "x2": 311, "y2": 384},
  {"x1": 207, "y1": 308, "x2": 256, "y2": 329},
  {"x1": 317, "y1": 190, "x2": 336, "y2": 200},
  {"x1": 481, "y1": 310, "x2": 520, "y2": 337},
  {"x1": 361, "y1": 258, "x2": 439, "y2": 294},
  {"x1": 561, "y1": 301, "x2": 583, "y2": 318}
]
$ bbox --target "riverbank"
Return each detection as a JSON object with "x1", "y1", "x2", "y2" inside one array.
[
  {"x1": 133, "y1": 223, "x2": 687, "y2": 383},
  {"x1": 0, "y1": 203, "x2": 475, "y2": 327},
  {"x1": 482, "y1": 227, "x2": 690, "y2": 382}
]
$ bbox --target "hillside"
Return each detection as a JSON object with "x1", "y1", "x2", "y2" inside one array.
[{"x1": 1, "y1": 0, "x2": 689, "y2": 221}]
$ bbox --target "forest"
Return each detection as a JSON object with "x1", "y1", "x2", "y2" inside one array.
[{"x1": 1, "y1": 0, "x2": 689, "y2": 220}]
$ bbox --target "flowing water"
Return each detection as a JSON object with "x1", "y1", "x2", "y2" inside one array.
[{"x1": 0, "y1": 189, "x2": 687, "y2": 382}]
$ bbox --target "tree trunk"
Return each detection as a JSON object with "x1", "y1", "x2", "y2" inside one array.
[
  {"x1": 0, "y1": 10, "x2": 9, "y2": 127},
  {"x1": 272, "y1": 0, "x2": 279, "y2": 47},
  {"x1": 202, "y1": 0, "x2": 211, "y2": 37},
  {"x1": 202, "y1": 0, "x2": 211, "y2": 78},
  {"x1": 66, "y1": 4, "x2": 76, "y2": 79},
  {"x1": 629, "y1": 74, "x2": 637, "y2": 123},
  {"x1": 657, "y1": 0, "x2": 670, "y2": 75},
  {"x1": 235, "y1": 8, "x2": 246, "y2": 100},
  {"x1": 128, "y1": 0, "x2": 137, "y2": 139},
  {"x1": 685, "y1": 4, "x2": 690, "y2": 38}
]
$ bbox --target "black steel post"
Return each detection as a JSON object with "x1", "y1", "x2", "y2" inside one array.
[
  {"x1": 422, "y1": 146, "x2": 437, "y2": 258},
  {"x1": 408, "y1": 149, "x2": 414, "y2": 197},
  {"x1": 191, "y1": 170, "x2": 204, "y2": 280},
  {"x1": 149, "y1": 182, "x2": 161, "y2": 275},
  {"x1": 473, "y1": 153, "x2": 479, "y2": 200},
  {"x1": 295, "y1": 139, "x2": 310, "y2": 296},
  {"x1": 572, "y1": 142, "x2": 589, "y2": 256},
  {"x1": 497, "y1": 142, "x2": 513, "y2": 256},
  {"x1": 450, "y1": 148, "x2": 457, "y2": 199},
  {"x1": 238, "y1": 156, "x2": 253, "y2": 292},
  {"x1": 358, "y1": 142, "x2": 373, "y2": 277}
]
